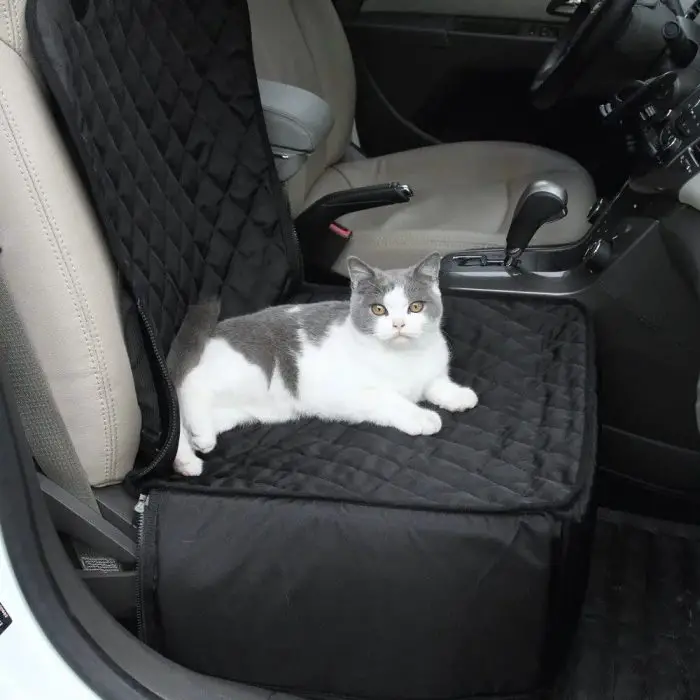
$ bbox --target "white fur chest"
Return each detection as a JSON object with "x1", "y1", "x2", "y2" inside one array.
[{"x1": 298, "y1": 321, "x2": 449, "y2": 404}]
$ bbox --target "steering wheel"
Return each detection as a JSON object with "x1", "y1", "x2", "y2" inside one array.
[{"x1": 531, "y1": 0, "x2": 638, "y2": 109}]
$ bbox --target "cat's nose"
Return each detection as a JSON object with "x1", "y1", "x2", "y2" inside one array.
[{"x1": 393, "y1": 319, "x2": 406, "y2": 329}]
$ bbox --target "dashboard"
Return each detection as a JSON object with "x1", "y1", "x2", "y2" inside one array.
[
  {"x1": 608, "y1": 70, "x2": 700, "y2": 198},
  {"x1": 574, "y1": 70, "x2": 700, "y2": 273}
]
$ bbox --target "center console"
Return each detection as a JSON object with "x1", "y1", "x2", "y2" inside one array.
[
  {"x1": 441, "y1": 67, "x2": 700, "y2": 296},
  {"x1": 440, "y1": 6, "x2": 700, "y2": 520}
]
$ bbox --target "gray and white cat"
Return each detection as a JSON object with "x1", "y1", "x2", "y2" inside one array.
[{"x1": 169, "y1": 253, "x2": 478, "y2": 476}]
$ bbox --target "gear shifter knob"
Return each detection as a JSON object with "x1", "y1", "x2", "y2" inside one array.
[{"x1": 504, "y1": 181, "x2": 568, "y2": 268}]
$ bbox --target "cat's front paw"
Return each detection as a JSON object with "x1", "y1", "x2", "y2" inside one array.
[
  {"x1": 190, "y1": 431, "x2": 217, "y2": 454},
  {"x1": 432, "y1": 385, "x2": 478, "y2": 412},
  {"x1": 174, "y1": 455, "x2": 203, "y2": 477},
  {"x1": 396, "y1": 408, "x2": 442, "y2": 436}
]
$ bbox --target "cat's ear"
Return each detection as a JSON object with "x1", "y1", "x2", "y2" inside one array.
[
  {"x1": 347, "y1": 256, "x2": 377, "y2": 288},
  {"x1": 412, "y1": 252, "x2": 442, "y2": 283}
]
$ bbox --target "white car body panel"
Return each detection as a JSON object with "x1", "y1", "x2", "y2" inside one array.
[{"x1": 0, "y1": 528, "x2": 100, "y2": 700}]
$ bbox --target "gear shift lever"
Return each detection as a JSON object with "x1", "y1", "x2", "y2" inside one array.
[{"x1": 504, "y1": 181, "x2": 568, "y2": 269}]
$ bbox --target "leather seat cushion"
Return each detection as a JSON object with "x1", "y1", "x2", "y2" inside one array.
[{"x1": 305, "y1": 141, "x2": 596, "y2": 272}]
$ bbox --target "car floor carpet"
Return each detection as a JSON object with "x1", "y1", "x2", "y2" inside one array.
[{"x1": 555, "y1": 509, "x2": 700, "y2": 700}]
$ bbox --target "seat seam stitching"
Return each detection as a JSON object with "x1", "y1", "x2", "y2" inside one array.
[
  {"x1": 288, "y1": 0, "x2": 330, "y2": 169},
  {"x1": 0, "y1": 85, "x2": 117, "y2": 484},
  {"x1": 17, "y1": 0, "x2": 24, "y2": 57},
  {"x1": 329, "y1": 164, "x2": 353, "y2": 189},
  {"x1": 0, "y1": 86, "x2": 117, "y2": 482},
  {"x1": 288, "y1": 0, "x2": 323, "y2": 92},
  {"x1": 1, "y1": 1, "x2": 13, "y2": 53},
  {"x1": 11, "y1": 0, "x2": 20, "y2": 55}
]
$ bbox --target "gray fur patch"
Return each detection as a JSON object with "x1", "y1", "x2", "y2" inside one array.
[
  {"x1": 167, "y1": 298, "x2": 221, "y2": 388},
  {"x1": 213, "y1": 301, "x2": 349, "y2": 396},
  {"x1": 347, "y1": 253, "x2": 443, "y2": 334},
  {"x1": 168, "y1": 255, "x2": 440, "y2": 399},
  {"x1": 302, "y1": 302, "x2": 350, "y2": 344}
]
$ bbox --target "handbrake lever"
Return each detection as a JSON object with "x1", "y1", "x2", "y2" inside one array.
[
  {"x1": 300, "y1": 182, "x2": 414, "y2": 218},
  {"x1": 295, "y1": 182, "x2": 414, "y2": 272}
]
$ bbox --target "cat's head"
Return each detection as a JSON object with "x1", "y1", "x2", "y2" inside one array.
[{"x1": 347, "y1": 253, "x2": 443, "y2": 345}]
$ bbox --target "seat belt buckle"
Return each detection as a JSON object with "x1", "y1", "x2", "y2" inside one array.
[
  {"x1": 329, "y1": 221, "x2": 353, "y2": 239},
  {"x1": 300, "y1": 220, "x2": 353, "y2": 275}
]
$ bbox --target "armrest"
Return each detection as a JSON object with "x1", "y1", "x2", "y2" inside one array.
[{"x1": 258, "y1": 79, "x2": 334, "y2": 181}]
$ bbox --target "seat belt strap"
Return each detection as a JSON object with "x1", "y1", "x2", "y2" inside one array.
[{"x1": 333, "y1": 0, "x2": 365, "y2": 22}]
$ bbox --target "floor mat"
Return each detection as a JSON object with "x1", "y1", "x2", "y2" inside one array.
[{"x1": 555, "y1": 510, "x2": 700, "y2": 700}]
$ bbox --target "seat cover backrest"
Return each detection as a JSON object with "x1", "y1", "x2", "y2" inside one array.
[
  {"x1": 249, "y1": 0, "x2": 356, "y2": 213},
  {"x1": 0, "y1": 0, "x2": 140, "y2": 495},
  {"x1": 28, "y1": 0, "x2": 302, "y2": 480}
]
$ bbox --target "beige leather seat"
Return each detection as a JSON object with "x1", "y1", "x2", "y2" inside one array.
[
  {"x1": 249, "y1": 0, "x2": 597, "y2": 272},
  {"x1": 0, "y1": 0, "x2": 140, "y2": 511}
]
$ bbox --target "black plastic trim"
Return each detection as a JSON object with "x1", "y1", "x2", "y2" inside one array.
[
  {"x1": 95, "y1": 484, "x2": 139, "y2": 536},
  {"x1": 0, "y1": 357, "x2": 297, "y2": 700},
  {"x1": 80, "y1": 570, "x2": 137, "y2": 620},
  {"x1": 40, "y1": 474, "x2": 137, "y2": 564},
  {"x1": 0, "y1": 363, "x2": 158, "y2": 700}
]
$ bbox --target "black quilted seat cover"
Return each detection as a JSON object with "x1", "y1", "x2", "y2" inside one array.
[
  {"x1": 28, "y1": 0, "x2": 598, "y2": 698},
  {"x1": 28, "y1": 0, "x2": 299, "y2": 461},
  {"x1": 178, "y1": 293, "x2": 594, "y2": 512},
  {"x1": 139, "y1": 290, "x2": 596, "y2": 699}
]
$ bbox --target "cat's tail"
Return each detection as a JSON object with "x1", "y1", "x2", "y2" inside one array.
[{"x1": 167, "y1": 297, "x2": 221, "y2": 387}]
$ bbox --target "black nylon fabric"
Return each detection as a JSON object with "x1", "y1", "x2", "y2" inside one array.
[
  {"x1": 143, "y1": 493, "x2": 556, "y2": 699},
  {"x1": 28, "y1": 0, "x2": 300, "y2": 461},
  {"x1": 138, "y1": 292, "x2": 597, "y2": 699},
  {"x1": 141, "y1": 458, "x2": 596, "y2": 700},
  {"x1": 169, "y1": 292, "x2": 595, "y2": 512}
]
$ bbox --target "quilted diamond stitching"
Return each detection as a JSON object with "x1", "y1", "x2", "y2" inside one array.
[
  {"x1": 181, "y1": 292, "x2": 595, "y2": 512},
  {"x1": 39, "y1": 0, "x2": 298, "y2": 354},
  {"x1": 31, "y1": 0, "x2": 300, "y2": 443}
]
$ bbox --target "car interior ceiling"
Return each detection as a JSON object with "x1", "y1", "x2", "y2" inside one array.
[{"x1": 5, "y1": 0, "x2": 700, "y2": 698}]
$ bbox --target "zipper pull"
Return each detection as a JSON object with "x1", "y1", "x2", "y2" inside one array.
[
  {"x1": 132, "y1": 494, "x2": 149, "y2": 526},
  {"x1": 134, "y1": 493, "x2": 148, "y2": 514}
]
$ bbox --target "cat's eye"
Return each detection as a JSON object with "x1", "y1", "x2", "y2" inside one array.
[
  {"x1": 370, "y1": 304, "x2": 387, "y2": 316},
  {"x1": 409, "y1": 301, "x2": 425, "y2": 313}
]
